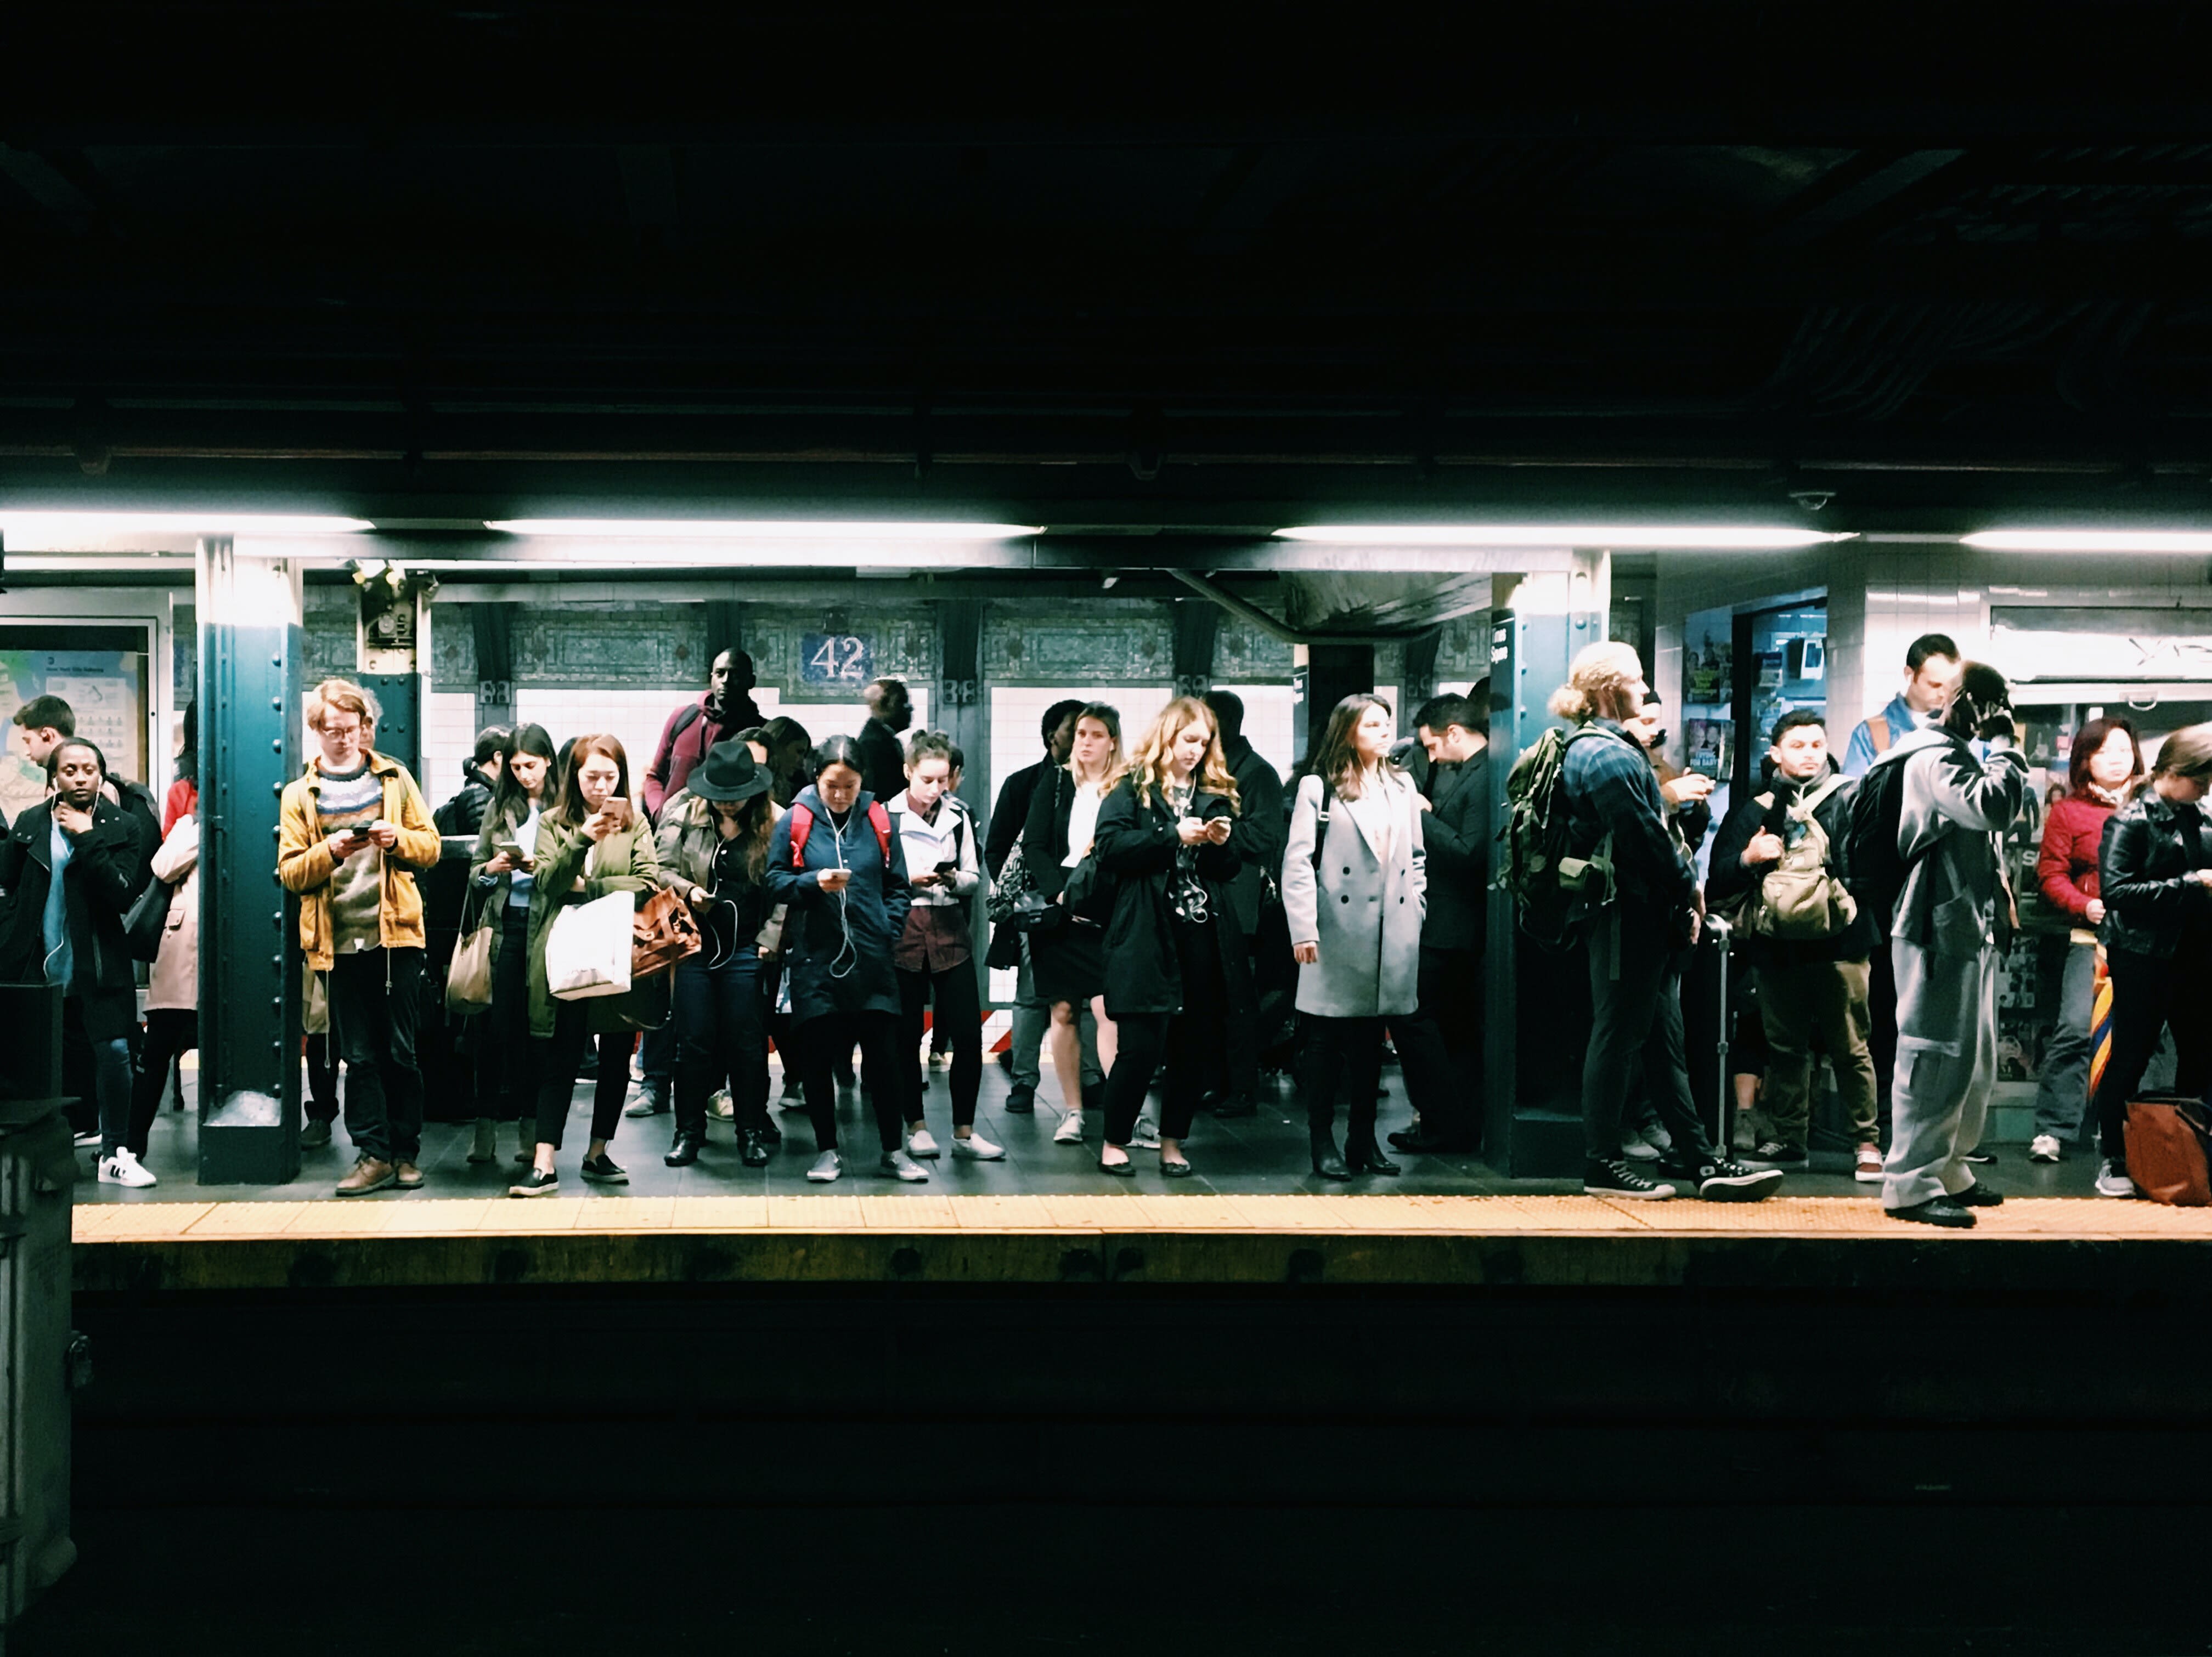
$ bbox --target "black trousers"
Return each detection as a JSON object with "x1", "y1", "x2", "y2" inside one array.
[
  {"x1": 1102, "y1": 914, "x2": 1226, "y2": 1146},
  {"x1": 674, "y1": 948, "x2": 770, "y2": 1138},
  {"x1": 1390, "y1": 945, "x2": 1483, "y2": 1145},
  {"x1": 327, "y1": 947, "x2": 425, "y2": 1166},
  {"x1": 1579, "y1": 906, "x2": 1716, "y2": 1166},
  {"x1": 535, "y1": 1009, "x2": 635, "y2": 1151},
  {"x1": 127, "y1": 1008, "x2": 196, "y2": 1158},
  {"x1": 1866, "y1": 936, "x2": 1899, "y2": 1126},
  {"x1": 1300, "y1": 1014, "x2": 1389, "y2": 1145},
  {"x1": 306, "y1": 1032, "x2": 341, "y2": 1125},
  {"x1": 898, "y1": 958, "x2": 982, "y2": 1128},
  {"x1": 2092, "y1": 942, "x2": 2212, "y2": 1161},
  {"x1": 798, "y1": 1010, "x2": 906, "y2": 1154},
  {"x1": 475, "y1": 906, "x2": 539, "y2": 1122}
]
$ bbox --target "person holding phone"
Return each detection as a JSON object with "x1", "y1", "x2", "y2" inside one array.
[
  {"x1": 888, "y1": 732, "x2": 997, "y2": 1161},
  {"x1": 467, "y1": 723, "x2": 558, "y2": 1167},
  {"x1": 277, "y1": 678, "x2": 442, "y2": 1197},
  {"x1": 1091, "y1": 697, "x2": 1256, "y2": 1178},
  {"x1": 764, "y1": 734, "x2": 923, "y2": 1183},
  {"x1": 511, "y1": 734, "x2": 663, "y2": 1196}
]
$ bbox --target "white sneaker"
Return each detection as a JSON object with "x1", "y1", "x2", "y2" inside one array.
[
  {"x1": 951, "y1": 1130, "x2": 1005, "y2": 1161},
  {"x1": 880, "y1": 1149, "x2": 930, "y2": 1182},
  {"x1": 1128, "y1": 1116, "x2": 1162, "y2": 1150},
  {"x1": 929, "y1": 1051, "x2": 953, "y2": 1071},
  {"x1": 906, "y1": 1127, "x2": 941, "y2": 1159},
  {"x1": 99, "y1": 1149, "x2": 157, "y2": 1189},
  {"x1": 73, "y1": 1128, "x2": 99, "y2": 1149},
  {"x1": 2028, "y1": 1134, "x2": 2061, "y2": 1164},
  {"x1": 806, "y1": 1150, "x2": 843, "y2": 1183},
  {"x1": 1621, "y1": 1129, "x2": 1662, "y2": 1162},
  {"x1": 2094, "y1": 1159, "x2": 2136, "y2": 1199},
  {"x1": 1053, "y1": 1110, "x2": 1086, "y2": 1144},
  {"x1": 711, "y1": 1089, "x2": 735, "y2": 1121}
]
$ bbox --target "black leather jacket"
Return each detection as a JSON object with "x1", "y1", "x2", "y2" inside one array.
[{"x1": 2098, "y1": 790, "x2": 2212, "y2": 960}]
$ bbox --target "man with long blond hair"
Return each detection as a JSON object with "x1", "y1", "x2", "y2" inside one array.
[{"x1": 1553, "y1": 643, "x2": 1782, "y2": 1203}]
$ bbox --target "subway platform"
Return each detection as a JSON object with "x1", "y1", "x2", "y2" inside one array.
[{"x1": 74, "y1": 1059, "x2": 2203, "y2": 1297}]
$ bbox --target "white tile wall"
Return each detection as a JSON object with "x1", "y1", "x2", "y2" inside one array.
[
  {"x1": 1214, "y1": 682, "x2": 1297, "y2": 782},
  {"x1": 752, "y1": 687, "x2": 930, "y2": 755},
  {"x1": 421, "y1": 689, "x2": 480, "y2": 805}
]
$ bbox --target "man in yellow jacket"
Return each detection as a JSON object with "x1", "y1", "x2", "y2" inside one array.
[{"x1": 277, "y1": 678, "x2": 441, "y2": 1196}]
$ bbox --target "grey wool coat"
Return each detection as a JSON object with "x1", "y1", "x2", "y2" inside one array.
[{"x1": 1282, "y1": 769, "x2": 1427, "y2": 1018}]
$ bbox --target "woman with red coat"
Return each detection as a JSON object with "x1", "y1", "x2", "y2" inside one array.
[{"x1": 2029, "y1": 717, "x2": 2144, "y2": 1162}]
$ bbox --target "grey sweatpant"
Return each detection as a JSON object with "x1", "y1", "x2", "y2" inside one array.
[{"x1": 1883, "y1": 936, "x2": 1996, "y2": 1211}]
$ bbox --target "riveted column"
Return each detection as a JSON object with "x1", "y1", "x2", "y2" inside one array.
[{"x1": 196, "y1": 534, "x2": 303, "y2": 1184}]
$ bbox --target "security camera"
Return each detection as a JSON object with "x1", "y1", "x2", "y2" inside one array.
[{"x1": 1789, "y1": 489, "x2": 1835, "y2": 513}]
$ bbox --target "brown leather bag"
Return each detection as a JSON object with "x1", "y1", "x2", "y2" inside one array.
[
  {"x1": 631, "y1": 886, "x2": 702, "y2": 982},
  {"x1": 2125, "y1": 1094, "x2": 2212, "y2": 1206}
]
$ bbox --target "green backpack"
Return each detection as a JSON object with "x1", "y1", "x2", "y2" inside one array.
[{"x1": 1498, "y1": 725, "x2": 1615, "y2": 952}]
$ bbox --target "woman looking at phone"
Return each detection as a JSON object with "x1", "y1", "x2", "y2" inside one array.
[
  {"x1": 511, "y1": 734, "x2": 663, "y2": 1196},
  {"x1": 765, "y1": 734, "x2": 924, "y2": 1183},
  {"x1": 467, "y1": 722, "x2": 557, "y2": 1167},
  {"x1": 1091, "y1": 697, "x2": 1255, "y2": 1177},
  {"x1": 888, "y1": 731, "x2": 997, "y2": 1161}
]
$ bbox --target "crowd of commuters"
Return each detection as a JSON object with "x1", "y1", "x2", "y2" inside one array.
[{"x1": 8, "y1": 621, "x2": 2208, "y2": 1215}]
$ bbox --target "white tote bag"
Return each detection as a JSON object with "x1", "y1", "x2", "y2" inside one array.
[{"x1": 545, "y1": 892, "x2": 635, "y2": 1001}]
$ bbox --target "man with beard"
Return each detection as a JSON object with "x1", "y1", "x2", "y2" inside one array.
[{"x1": 642, "y1": 649, "x2": 766, "y2": 820}]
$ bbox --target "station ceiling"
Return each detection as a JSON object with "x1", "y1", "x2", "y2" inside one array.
[{"x1": 5, "y1": 4, "x2": 2212, "y2": 534}]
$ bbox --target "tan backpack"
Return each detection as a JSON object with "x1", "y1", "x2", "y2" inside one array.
[{"x1": 1746, "y1": 776, "x2": 1859, "y2": 940}]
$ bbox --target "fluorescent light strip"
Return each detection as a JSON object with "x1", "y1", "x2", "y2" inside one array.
[
  {"x1": 1962, "y1": 530, "x2": 2212, "y2": 553},
  {"x1": 1276, "y1": 525, "x2": 1853, "y2": 548},
  {"x1": 488, "y1": 518, "x2": 1041, "y2": 540},
  {"x1": 0, "y1": 511, "x2": 373, "y2": 538}
]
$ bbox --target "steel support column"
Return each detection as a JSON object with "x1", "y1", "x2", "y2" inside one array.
[
  {"x1": 196, "y1": 535, "x2": 303, "y2": 1185},
  {"x1": 1483, "y1": 552, "x2": 1609, "y2": 1179},
  {"x1": 935, "y1": 599, "x2": 992, "y2": 993}
]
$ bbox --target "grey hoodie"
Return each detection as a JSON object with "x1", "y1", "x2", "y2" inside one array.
[{"x1": 1867, "y1": 723, "x2": 2029, "y2": 958}]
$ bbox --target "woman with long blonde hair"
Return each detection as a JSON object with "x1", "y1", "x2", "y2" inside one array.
[
  {"x1": 1090, "y1": 697, "x2": 1257, "y2": 1176},
  {"x1": 1022, "y1": 703, "x2": 1126, "y2": 1144}
]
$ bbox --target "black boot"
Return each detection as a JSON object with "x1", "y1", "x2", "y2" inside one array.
[
  {"x1": 1310, "y1": 1128, "x2": 1351, "y2": 1181},
  {"x1": 1345, "y1": 1136, "x2": 1401, "y2": 1177},
  {"x1": 740, "y1": 1127, "x2": 771, "y2": 1168},
  {"x1": 665, "y1": 1129, "x2": 702, "y2": 1167}
]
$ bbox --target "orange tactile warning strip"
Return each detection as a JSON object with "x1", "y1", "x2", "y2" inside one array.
[{"x1": 70, "y1": 1192, "x2": 2212, "y2": 1245}]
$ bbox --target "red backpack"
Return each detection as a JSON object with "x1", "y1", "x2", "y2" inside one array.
[{"x1": 786, "y1": 799, "x2": 893, "y2": 870}]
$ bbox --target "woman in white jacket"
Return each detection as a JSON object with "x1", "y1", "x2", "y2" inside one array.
[
  {"x1": 118, "y1": 799, "x2": 202, "y2": 1186},
  {"x1": 888, "y1": 732, "x2": 998, "y2": 1160},
  {"x1": 1282, "y1": 694, "x2": 1426, "y2": 1180}
]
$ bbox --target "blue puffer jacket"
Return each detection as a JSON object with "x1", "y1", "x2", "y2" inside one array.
[{"x1": 765, "y1": 786, "x2": 912, "y2": 1023}]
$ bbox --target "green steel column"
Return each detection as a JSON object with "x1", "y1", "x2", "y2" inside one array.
[{"x1": 196, "y1": 535, "x2": 304, "y2": 1185}]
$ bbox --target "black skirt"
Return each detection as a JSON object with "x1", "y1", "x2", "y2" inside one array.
[{"x1": 1030, "y1": 919, "x2": 1106, "y2": 1006}]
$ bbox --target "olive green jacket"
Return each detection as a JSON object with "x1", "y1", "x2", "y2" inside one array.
[{"x1": 527, "y1": 812, "x2": 663, "y2": 1038}]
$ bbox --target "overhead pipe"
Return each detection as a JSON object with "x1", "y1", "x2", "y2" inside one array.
[{"x1": 1162, "y1": 567, "x2": 1442, "y2": 646}]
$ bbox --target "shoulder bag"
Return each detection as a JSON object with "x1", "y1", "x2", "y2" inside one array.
[{"x1": 444, "y1": 886, "x2": 496, "y2": 1013}]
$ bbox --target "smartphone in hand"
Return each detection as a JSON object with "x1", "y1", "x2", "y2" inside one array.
[{"x1": 603, "y1": 798, "x2": 631, "y2": 829}]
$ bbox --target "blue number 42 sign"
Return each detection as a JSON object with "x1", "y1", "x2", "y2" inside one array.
[{"x1": 801, "y1": 634, "x2": 874, "y2": 686}]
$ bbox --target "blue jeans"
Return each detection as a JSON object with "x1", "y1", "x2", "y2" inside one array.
[
  {"x1": 2032, "y1": 941, "x2": 2098, "y2": 1142},
  {"x1": 64, "y1": 996, "x2": 135, "y2": 1156},
  {"x1": 673, "y1": 949, "x2": 769, "y2": 1138}
]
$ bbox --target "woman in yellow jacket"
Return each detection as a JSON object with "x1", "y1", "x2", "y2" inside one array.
[{"x1": 511, "y1": 734, "x2": 664, "y2": 1196}]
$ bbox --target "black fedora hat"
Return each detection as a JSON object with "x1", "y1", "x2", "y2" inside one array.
[{"x1": 687, "y1": 739, "x2": 771, "y2": 805}]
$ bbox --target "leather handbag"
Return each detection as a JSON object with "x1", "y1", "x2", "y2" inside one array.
[
  {"x1": 122, "y1": 875, "x2": 174, "y2": 963},
  {"x1": 2124, "y1": 1094, "x2": 2212, "y2": 1206},
  {"x1": 444, "y1": 893, "x2": 496, "y2": 1014},
  {"x1": 986, "y1": 835, "x2": 1035, "y2": 925},
  {"x1": 631, "y1": 885, "x2": 702, "y2": 981}
]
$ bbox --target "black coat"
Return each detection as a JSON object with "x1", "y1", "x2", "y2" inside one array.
[
  {"x1": 1706, "y1": 774, "x2": 1877, "y2": 964},
  {"x1": 0, "y1": 796, "x2": 149, "y2": 1040},
  {"x1": 856, "y1": 718, "x2": 908, "y2": 806},
  {"x1": 1093, "y1": 782, "x2": 1258, "y2": 1021},
  {"x1": 2099, "y1": 790, "x2": 2212, "y2": 960},
  {"x1": 1418, "y1": 754, "x2": 1490, "y2": 953},
  {"x1": 986, "y1": 758, "x2": 1047, "y2": 879},
  {"x1": 434, "y1": 765, "x2": 496, "y2": 837},
  {"x1": 1023, "y1": 764, "x2": 1089, "y2": 903},
  {"x1": 1216, "y1": 736, "x2": 1285, "y2": 934}
]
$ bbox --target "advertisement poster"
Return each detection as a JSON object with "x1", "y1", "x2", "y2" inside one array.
[{"x1": 1, "y1": 646, "x2": 150, "y2": 823}]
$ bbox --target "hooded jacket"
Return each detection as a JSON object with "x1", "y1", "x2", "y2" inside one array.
[
  {"x1": 1867, "y1": 725, "x2": 2029, "y2": 958},
  {"x1": 764, "y1": 785, "x2": 912, "y2": 1023}
]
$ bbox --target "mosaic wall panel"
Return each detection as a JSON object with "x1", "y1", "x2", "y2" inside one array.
[
  {"x1": 1213, "y1": 614, "x2": 1295, "y2": 681},
  {"x1": 303, "y1": 586, "x2": 357, "y2": 683},
  {"x1": 173, "y1": 604, "x2": 196, "y2": 704},
  {"x1": 983, "y1": 600, "x2": 1172, "y2": 684}
]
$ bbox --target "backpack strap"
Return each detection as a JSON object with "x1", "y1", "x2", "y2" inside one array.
[
  {"x1": 1307, "y1": 773, "x2": 1335, "y2": 875},
  {"x1": 867, "y1": 801, "x2": 893, "y2": 866},
  {"x1": 1796, "y1": 774, "x2": 1849, "y2": 819},
  {"x1": 1867, "y1": 715, "x2": 1891, "y2": 755},
  {"x1": 786, "y1": 802, "x2": 814, "y2": 869}
]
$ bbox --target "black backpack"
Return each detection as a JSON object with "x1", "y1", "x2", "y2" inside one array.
[
  {"x1": 1841, "y1": 753, "x2": 1929, "y2": 929},
  {"x1": 1499, "y1": 725, "x2": 1615, "y2": 953}
]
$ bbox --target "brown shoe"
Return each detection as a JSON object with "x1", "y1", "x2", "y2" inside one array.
[
  {"x1": 336, "y1": 1157, "x2": 396, "y2": 1197},
  {"x1": 393, "y1": 1161, "x2": 425, "y2": 1190}
]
